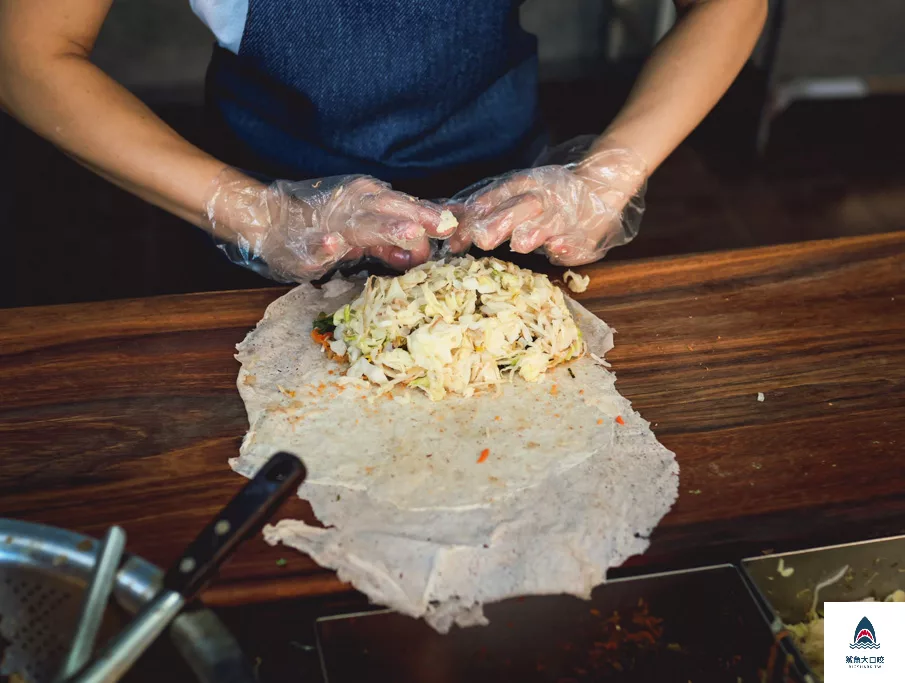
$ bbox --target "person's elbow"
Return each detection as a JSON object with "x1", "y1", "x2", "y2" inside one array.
[{"x1": 0, "y1": 19, "x2": 86, "y2": 115}]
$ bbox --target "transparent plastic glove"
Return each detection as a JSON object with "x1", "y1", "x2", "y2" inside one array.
[
  {"x1": 204, "y1": 168, "x2": 457, "y2": 281},
  {"x1": 447, "y1": 142, "x2": 647, "y2": 266}
]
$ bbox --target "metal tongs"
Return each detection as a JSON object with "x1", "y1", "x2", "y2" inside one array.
[{"x1": 56, "y1": 452, "x2": 307, "y2": 683}]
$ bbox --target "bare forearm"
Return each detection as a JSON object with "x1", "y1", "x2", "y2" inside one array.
[
  {"x1": 0, "y1": 45, "x2": 225, "y2": 229},
  {"x1": 593, "y1": 0, "x2": 767, "y2": 172}
]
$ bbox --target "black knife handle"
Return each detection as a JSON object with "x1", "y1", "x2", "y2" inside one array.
[{"x1": 163, "y1": 452, "x2": 306, "y2": 599}]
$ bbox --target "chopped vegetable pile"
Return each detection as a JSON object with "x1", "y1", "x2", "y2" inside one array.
[{"x1": 311, "y1": 256, "x2": 586, "y2": 401}]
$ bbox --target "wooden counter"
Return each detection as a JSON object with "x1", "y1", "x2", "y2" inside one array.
[{"x1": 2, "y1": 233, "x2": 904, "y2": 606}]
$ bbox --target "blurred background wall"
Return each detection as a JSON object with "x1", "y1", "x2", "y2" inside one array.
[
  {"x1": 91, "y1": 0, "x2": 905, "y2": 96},
  {"x1": 90, "y1": 0, "x2": 211, "y2": 102},
  {"x1": 4, "y1": 0, "x2": 904, "y2": 308}
]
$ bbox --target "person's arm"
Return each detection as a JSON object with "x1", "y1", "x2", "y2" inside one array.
[
  {"x1": 0, "y1": 0, "x2": 223, "y2": 228},
  {"x1": 0, "y1": 0, "x2": 452, "y2": 278},
  {"x1": 590, "y1": 0, "x2": 768, "y2": 172},
  {"x1": 451, "y1": 0, "x2": 767, "y2": 265}
]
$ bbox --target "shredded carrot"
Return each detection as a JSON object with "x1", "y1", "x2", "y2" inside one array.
[
  {"x1": 616, "y1": 415, "x2": 625, "y2": 425},
  {"x1": 550, "y1": 384, "x2": 558, "y2": 396},
  {"x1": 311, "y1": 329, "x2": 347, "y2": 361},
  {"x1": 579, "y1": 389, "x2": 584, "y2": 395},
  {"x1": 477, "y1": 448, "x2": 490, "y2": 464},
  {"x1": 494, "y1": 416, "x2": 501, "y2": 421},
  {"x1": 311, "y1": 329, "x2": 331, "y2": 346},
  {"x1": 597, "y1": 419, "x2": 604, "y2": 425}
]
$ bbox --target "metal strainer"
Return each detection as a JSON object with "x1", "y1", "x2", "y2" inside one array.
[{"x1": 0, "y1": 519, "x2": 247, "y2": 683}]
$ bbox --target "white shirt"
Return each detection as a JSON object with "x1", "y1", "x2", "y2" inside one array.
[{"x1": 189, "y1": 0, "x2": 248, "y2": 54}]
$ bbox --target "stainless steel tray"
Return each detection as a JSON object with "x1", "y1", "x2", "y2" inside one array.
[
  {"x1": 742, "y1": 534, "x2": 905, "y2": 682},
  {"x1": 743, "y1": 535, "x2": 905, "y2": 624}
]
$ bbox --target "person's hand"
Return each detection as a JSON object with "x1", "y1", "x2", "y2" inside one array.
[
  {"x1": 447, "y1": 147, "x2": 647, "y2": 266},
  {"x1": 204, "y1": 169, "x2": 457, "y2": 281}
]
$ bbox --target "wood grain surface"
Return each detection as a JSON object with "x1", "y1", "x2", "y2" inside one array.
[{"x1": 1, "y1": 233, "x2": 904, "y2": 607}]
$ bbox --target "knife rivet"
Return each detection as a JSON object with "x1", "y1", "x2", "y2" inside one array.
[
  {"x1": 179, "y1": 557, "x2": 196, "y2": 573},
  {"x1": 214, "y1": 520, "x2": 231, "y2": 535}
]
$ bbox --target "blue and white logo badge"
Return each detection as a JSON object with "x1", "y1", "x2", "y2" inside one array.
[
  {"x1": 824, "y1": 601, "x2": 905, "y2": 682},
  {"x1": 851, "y1": 616, "x2": 881, "y2": 650}
]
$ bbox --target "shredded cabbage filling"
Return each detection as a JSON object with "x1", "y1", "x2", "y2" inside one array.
[{"x1": 312, "y1": 256, "x2": 586, "y2": 400}]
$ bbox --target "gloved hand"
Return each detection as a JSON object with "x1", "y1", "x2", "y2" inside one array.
[
  {"x1": 204, "y1": 168, "x2": 457, "y2": 281},
  {"x1": 447, "y1": 141, "x2": 647, "y2": 266}
]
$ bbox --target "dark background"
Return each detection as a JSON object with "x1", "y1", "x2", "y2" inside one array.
[{"x1": 3, "y1": 0, "x2": 904, "y2": 309}]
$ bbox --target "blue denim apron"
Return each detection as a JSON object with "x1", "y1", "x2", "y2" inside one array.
[{"x1": 204, "y1": 0, "x2": 545, "y2": 196}]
